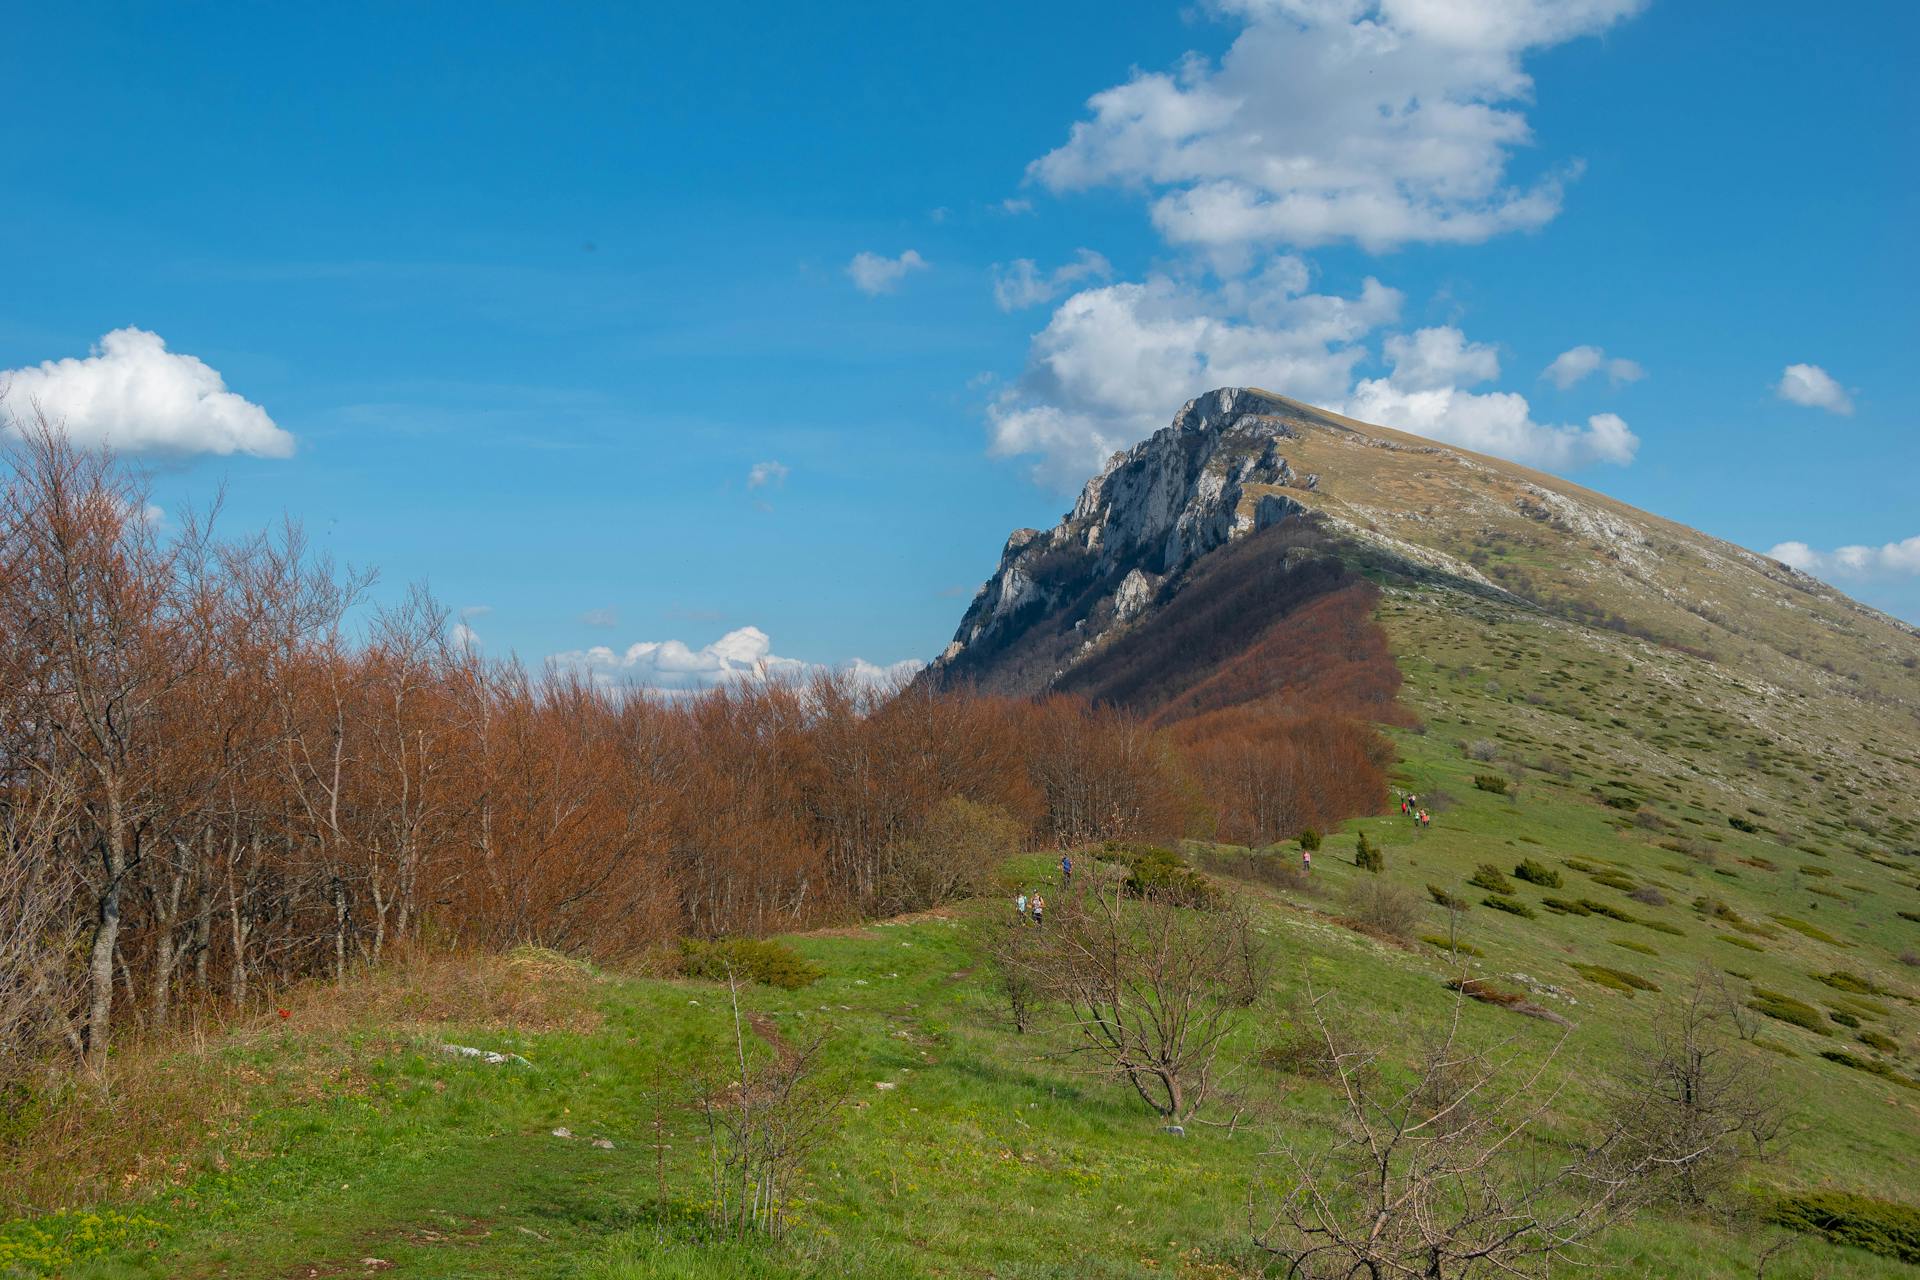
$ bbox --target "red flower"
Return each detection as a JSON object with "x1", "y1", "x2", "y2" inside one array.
[{"x1": 277, "y1": 1008, "x2": 290, "y2": 1019}]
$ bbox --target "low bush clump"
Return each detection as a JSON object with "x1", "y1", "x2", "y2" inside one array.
[
  {"x1": 1570, "y1": 963, "x2": 1659, "y2": 995},
  {"x1": 1858, "y1": 1030, "x2": 1899, "y2": 1053},
  {"x1": 1728, "y1": 816, "x2": 1759, "y2": 833},
  {"x1": 1747, "y1": 989, "x2": 1831, "y2": 1035},
  {"x1": 1468, "y1": 864, "x2": 1514, "y2": 894},
  {"x1": 1112, "y1": 844, "x2": 1221, "y2": 909},
  {"x1": 1512, "y1": 858, "x2": 1560, "y2": 888},
  {"x1": 1481, "y1": 894, "x2": 1535, "y2": 919},
  {"x1": 1637, "y1": 919, "x2": 1686, "y2": 936},
  {"x1": 1897, "y1": 910, "x2": 1920, "y2": 924},
  {"x1": 1584, "y1": 869, "x2": 1638, "y2": 892},
  {"x1": 1611, "y1": 938, "x2": 1659, "y2": 956},
  {"x1": 1627, "y1": 884, "x2": 1668, "y2": 907},
  {"x1": 1540, "y1": 897, "x2": 1591, "y2": 916},
  {"x1": 1766, "y1": 1190, "x2": 1920, "y2": 1264},
  {"x1": 1472, "y1": 773, "x2": 1509, "y2": 795},
  {"x1": 1770, "y1": 913, "x2": 1847, "y2": 947},
  {"x1": 1799, "y1": 864, "x2": 1834, "y2": 878},
  {"x1": 1817, "y1": 1050, "x2": 1919, "y2": 1089},
  {"x1": 1579, "y1": 898, "x2": 1637, "y2": 923},
  {"x1": 1420, "y1": 934, "x2": 1482, "y2": 957},
  {"x1": 677, "y1": 937, "x2": 824, "y2": 989},
  {"x1": 1816, "y1": 970, "x2": 1882, "y2": 995},
  {"x1": 1828, "y1": 1009, "x2": 1861, "y2": 1029},
  {"x1": 1427, "y1": 884, "x2": 1469, "y2": 911},
  {"x1": 1341, "y1": 880, "x2": 1421, "y2": 941},
  {"x1": 1354, "y1": 831, "x2": 1384, "y2": 874},
  {"x1": 1718, "y1": 935, "x2": 1765, "y2": 952}
]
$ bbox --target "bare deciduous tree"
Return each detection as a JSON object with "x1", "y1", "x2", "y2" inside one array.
[
  {"x1": 1032, "y1": 880, "x2": 1268, "y2": 1122},
  {"x1": 1254, "y1": 988, "x2": 1660, "y2": 1279},
  {"x1": 1607, "y1": 965, "x2": 1787, "y2": 1211}
]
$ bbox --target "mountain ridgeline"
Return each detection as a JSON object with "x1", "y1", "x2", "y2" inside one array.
[{"x1": 924, "y1": 387, "x2": 1920, "y2": 857}]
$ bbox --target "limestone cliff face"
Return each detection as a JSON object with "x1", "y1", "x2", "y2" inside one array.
[{"x1": 927, "y1": 388, "x2": 1336, "y2": 693}]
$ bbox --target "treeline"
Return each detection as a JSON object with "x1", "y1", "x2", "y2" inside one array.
[{"x1": 0, "y1": 420, "x2": 1387, "y2": 1073}]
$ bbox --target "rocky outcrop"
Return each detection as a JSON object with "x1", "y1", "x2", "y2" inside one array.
[{"x1": 926, "y1": 388, "x2": 1342, "y2": 688}]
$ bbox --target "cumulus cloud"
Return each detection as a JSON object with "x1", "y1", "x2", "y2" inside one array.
[
  {"x1": 1768, "y1": 536, "x2": 1920, "y2": 582},
  {"x1": 1344, "y1": 325, "x2": 1638, "y2": 469},
  {"x1": 747, "y1": 460, "x2": 790, "y2": 489},
  {"x1": 0, "y1": 327, "x2": 293, "y2": 457},
  {"x1": 988, "y1": 260, "x2": 1401, "y2": 487},
  {"x1": 1542, "y1": 344, "x2": 1644, "y2": 389},
  {"x1": 1775, "y1": 363, "x2": 1853, "y2": 415},
  {"x1": 549, "y1": 625, "x2": 921, "y2": 694},
  {"x1": 847, "y1": 249, "x2": 929, "y2": 296},
  {"x1": 991, "y1": 249, "x2": 1114, "y2": 311},
  {"x1": 1028, "y1": 0, "x2": 1641, "y2": 257},
  {"x1": 450, "y1": 622, "x2": 481, "y2": 653}
]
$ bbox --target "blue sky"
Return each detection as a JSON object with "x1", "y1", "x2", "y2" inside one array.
[{"x1": 3, "y1": 1, "x2": 1915, "y2": 680}]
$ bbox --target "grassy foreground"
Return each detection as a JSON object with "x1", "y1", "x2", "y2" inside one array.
[{"x1": 3, "y1": 665, "x2": 1919, "y2": 1276}]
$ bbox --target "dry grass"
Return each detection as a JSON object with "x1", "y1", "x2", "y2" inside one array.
[{"x1": 0, "y1": 946, "x2": 599, "y2": 1213}]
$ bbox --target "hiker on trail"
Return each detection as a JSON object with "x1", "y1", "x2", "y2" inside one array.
[
  {"x1": 1400, "y1": 796, "x2": 1409, "y2": 816},
  {"x1": 1016, "y1": 891, "x2": 1028, "y2": 921},
  {"x1": 1302, "y1": 847, "x2": 1312, "y2": 873},
  {"x1": 1031, "y1": 893, "x2": 1045, "y2": 927},
  {"x1": 1419, "y1": 809, "x2": 1431, "y2": 829},
  {"x1": 1061, "y1": 854, "x2": 1072, "y2": 887}
]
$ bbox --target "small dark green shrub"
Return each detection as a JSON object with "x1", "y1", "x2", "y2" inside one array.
[
  {"x1": 1858, "y1": 1030, "x2": 1899, "y2": 1053},
  {"x1": 1897, "y1": 910, "x2": 1920, "y2": 924},
  {"x1": 1828, "y1": 1009, "x2": 1861, "y2": 1029},
  {"x1": 1747, "y1": 989, "x2": 1831, "y2": 1035},
  {"x1": 1512, "y1": 858, "x2": 1561, "y2": 888},
  {"x1": 1427, "y1": 884, "x2": 1469, "y2": 911},
  {"x1": 1637, "y1": 919, "x2": 1685, "y2": 936},
  {"x1": 1611, "y1": 938, "x2": 1659, "y2": 956},
  {"x1": 1540, "y1": 897, "x2": 1591, "y2": 916},
  {"x1": 1728, "y1": 816, "x2": 1759, "y2": 833},
  {"x1": 677, "y1": 937, "x2": 824, "y2": 989},
  {"x1": 1482, "y1": 894, "x2": 1535, "y2": 919},
  {"x1": 1600, "y1": 794, "x2": 1638, "y2": 810},
  {"x1": 1585, "y1": 869, "x2": 1638, "y2": 892},
  {"x1": 1717, "y1": 934, "x2": 1764, "y2": 952},
  {"x1": 1468, "y1": 864, "x2": 1514, "y2": 894},
  {"x1": 1799, "y1": 864, "x2": 1834, "y2": 878},
  {"x1": 1766, "y1": 1190, "x2": 1920, "y2": 1263},
  {"x1": 1579, "y1": 898, "x2": 1636, "y2": 923},
  {"x1": 1472, "y1": 774, "x2": 1509, "y2": 795},
  {"x1": 1298, "y1": 828, "x2": 1322, "y2": 852},
  {"x1": 1354, "y1": 831, "x2": 1383, "y2": 874}
]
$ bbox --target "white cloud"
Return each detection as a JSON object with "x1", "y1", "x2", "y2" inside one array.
[
  {"x1": 459, "y1": 604, "x2": 493, "y2": 620},
  {"x1": 578, "y1": 607, "x2": 619, "y2": 629},
  {"x1": 1028, "y1": 0, "x2": 1642, "y2": 257},
  {"x1": 450, "y1": 622, "x2": 480, "y2": 653},
  {"x1": 548, "y1": 625, "x2": 921, "y2": 693},
  {"x1": 992, "y1": 250, "x2": 1115, "y2": 311},
  {"x1": 1347, "y1": 325, "x2": 1637, "y2": 468},
  {"x1": 1776, "y1": 363, "x2": 1853, "y2": 415},
  {"x1": 747, "y1": 460, "x2": 790, "y2": 489},
  {"x1": 996, "y1": 198, "x2": 1034, "y2": 215},
  {"x1": 988, "y1": 261, "x2": 1401, "y2": 488},
  {"x1": 0, "y1": 327, "x2": 293, "y2": 457},
  {"x1": 1768, "y1": 536, "x2": 1920, "y2": 582},
  {"x1": 1380, "y1": 326, "x2": 1499, "y2": 392},
  {"x1": 847, "y1": 249, "x2": 929, "y2": 296},
  {"x1": 1542, "y1": 344, "x2": 1644, "y2": 389}
]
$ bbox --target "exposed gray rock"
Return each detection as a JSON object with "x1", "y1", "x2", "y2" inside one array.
[{"x1": 928, "y1": 388, "x2": 1343, "y2": 688}]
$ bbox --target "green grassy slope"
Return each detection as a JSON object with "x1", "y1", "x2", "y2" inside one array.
[{"x1": 5, "y1": 732, "x2": 1917, "y2": 1280}]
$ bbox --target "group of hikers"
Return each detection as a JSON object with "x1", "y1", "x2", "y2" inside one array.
[
  {"x1": 1400, "y1": 793, "x2": 1433, "y2": 828},
  {"x1": 1013, "y1": 855, "x2": 1071, "y2": 926}
]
